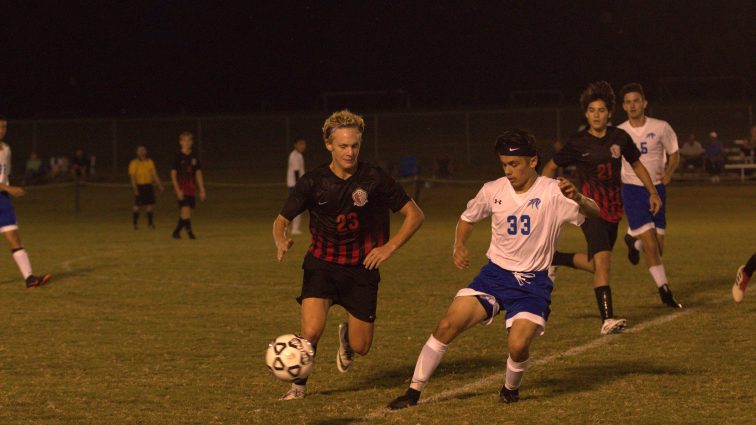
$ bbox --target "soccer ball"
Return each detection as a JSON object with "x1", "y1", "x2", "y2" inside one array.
[{"x1": 265, "y1": 334, "x2": 315, "y2": 382}]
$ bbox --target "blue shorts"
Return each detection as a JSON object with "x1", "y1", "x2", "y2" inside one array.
[
  {"x1": 622, "y1": 183, "x2": 666, "y2": 236},
  {"x1": 0, "y1": 192, "x2": 18, "y2": 232},
  {"x1": 456, "y1": 261, "x2": 552, "y2": 331}
]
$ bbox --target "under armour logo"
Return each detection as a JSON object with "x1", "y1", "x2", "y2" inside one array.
[{"x1": 494, "y1": 199, "x2": 502, "y2": 205}]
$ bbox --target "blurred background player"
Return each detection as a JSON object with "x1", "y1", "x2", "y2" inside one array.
[
  {"x1": 542, "y1": 81, "x2": 661, "y2": 335},
  {"x1": 286, "y1": 138, "x2": 306, "y2": 235},
  {"x1": 0, "y1": 116, "x2": 51, "y2": 288},
  {"x1": 272, "y1": 110, "x2": 424, "y2": 400},
  {"x1": 704, "y1": 131, "x2": 725, "y2": 183},
  {"x1": 388, "y1": 130, "x2": 599, "y2": 409},
  {"x1": 70, "y1": 148, "x2": 90, "y2": 183},
  {"x1": 618, "y1": 83, "x2": 682, "y2": 309},
  {"x1": 170, "y1": 131, "x2": 206, "y2": 239},
  {"x1": 129, "y1": 145, "x2": 164, "y2": 229},
  {"x1": 732, "y1": 253, "x2": 755, "y2": 303}
]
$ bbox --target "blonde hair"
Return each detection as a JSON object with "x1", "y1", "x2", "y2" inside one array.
[
  {"x1": 322, "y1": 110, "x2": 365, "y2": 142},
  {"x1": 179, "y1": 131, "x2": 193, "y2": 139}
]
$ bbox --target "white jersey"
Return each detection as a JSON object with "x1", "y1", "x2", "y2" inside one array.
[
  {"x1": 286, "y1": 150, "x2": 305, "y2": 188},
  {"x1": 619, "y1": 117, "x2": 678, "y2": 186},
  {"x1": 460, "y1": 176, "x2": 584, "y2": 272},
  {"x1": 0, "y1": 143, "x2": 10, "y2": 186}
]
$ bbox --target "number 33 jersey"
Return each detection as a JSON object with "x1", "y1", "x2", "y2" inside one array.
[
  {"x1": 281, "y1": 162, "x2": 411, "y2": 266},
  {"x1": 461, "y1": 176, "x2": 584, "y2": 272}
]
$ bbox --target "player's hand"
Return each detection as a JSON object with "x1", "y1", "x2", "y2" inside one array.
[
  {"x1": 453, "y1": 244, "x2": 470, "y2": 270},
  {"x1": 133, "y1": 188, "x2": 139, "y2": 196},
  {"x1": 363, "y1": 245, "x2": 395, "y2": 270},
  {"x1": 557, "y1": 177, "x2": 579, "y2": 201},
  {"x1": 659, "y1": 171, "x2": 672, "y2": 185},
  {"x1": 6, "y1": 186, "x2": 25, "y2": 197},
  {"x1": 158, "y1": 185, "x2": 165, "y2": 193},
  {"x1": 276, "y1": 238, "x2": 294, "y2": 261},
  {"x1": 199, "y1": 189, "x2": 207, "y2": 201},
  {"x1": 176, "y1": 191, "x2": 184, "y2": 201},
  {"x1": 649, "y1": 193, "x2": 662, "y2": 215}
]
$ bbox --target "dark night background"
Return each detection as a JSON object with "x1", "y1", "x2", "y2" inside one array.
[{"x1": 1, "y1": 1, "x2": 753, "y2": 118}]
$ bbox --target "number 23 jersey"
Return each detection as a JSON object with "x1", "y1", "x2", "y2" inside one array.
[
  {"x1": 281, "y1": 162, "x2": 411, "y2": 266},
  {"x1": 461, "y1": 176, "x2": 584, "y2": 272}
]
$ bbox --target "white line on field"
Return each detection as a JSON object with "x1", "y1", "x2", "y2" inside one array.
[{"x1": 351, "y1": 297, "x2": 727, "y2": 424}]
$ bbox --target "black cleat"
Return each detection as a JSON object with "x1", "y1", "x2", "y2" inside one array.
[
  {"x1": 172, "y1": 231, "x2": 181, "y2": 239},
  {"x1": 659, "y1": 284, "x2": 683, "y2": 309},
  {"x1": 387, "y1": 388, "x2": 420, "y2": 410},
  {"x1": 26, "y1": 273, "x2": 52, "y2": 288},
  {"x1": 499, "y1": 385, "x2": 520, "y2": 404},
  {"x1": 187, "y1": 232, "x2": 196, "y2": 240},
  {"x1": 624, "y1": 234, "x2": 640, "y2": 265}
]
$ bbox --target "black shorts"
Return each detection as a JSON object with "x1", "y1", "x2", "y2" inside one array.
[
  {"x1": 298, "y1": 253, "x2": 380, "y2": 323},
  {"x1": 178, "y1": 196, "x2": 196, "y2": 208},
  {"x1": 135, "y1": 184, "x2": 156, "y2": 206},
  {"x1": 581, "y1": 216, "x2": 619, "y2": 259}
]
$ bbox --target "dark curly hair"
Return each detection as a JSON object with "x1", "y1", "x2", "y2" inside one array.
[{"x1": 579, "y1": 81, "x2": 615, "y2": 113}]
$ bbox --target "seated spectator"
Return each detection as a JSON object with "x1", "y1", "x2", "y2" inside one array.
[
  {"x1": 23, "y1": 152, "x2": 45, "y2": 185},
  {"x1": 49, "y1": 155, "x2": 69, "y2": 180},
  {"x1": 432, "y1": 153, "x2": 453, "y2": 179},
  {"x1": 738, "y1": 125, "x2": 756, "y2": 162},
  {"x1": 70, "y1": 148, "x2": 90, "y2": 182},
  {"x1": 704, "y1": 131, "x2": 725, "y2": 183},
  {"x1": 679, "y1": 134, "x2": 705, "y2": 173}
]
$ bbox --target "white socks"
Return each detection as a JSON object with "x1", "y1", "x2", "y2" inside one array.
[
  {"x1": 505, "y1": 356, "x2": 530, "y2": 390},
  {"x1": 649, "y1": 264, "x2": 668, "y2": 288},
  {"x1": 409, "y1": 335, "x2": 448, "y2": 392},
  {"x1": 634, "y1": 239, "x2": 643, "y2": 251},
  {"x1": 12, "y1": 249, "x2": 32, "y2": 279}
]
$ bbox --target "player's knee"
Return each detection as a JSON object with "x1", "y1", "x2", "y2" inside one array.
[
  {"x1": 434, "y1": 317, "x2": 461, "y2": 342},
  {"x1": 507, "y1": 340, "x2": 529, "y2": 361},
  {"x1": 351, "y1": 339, "x2": 371, "y2": 356}
]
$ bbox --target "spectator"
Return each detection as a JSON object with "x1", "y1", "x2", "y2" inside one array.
[
  {"x1": 70, "y1": 148, "x2": 90, "y2": 182},
  {"x1": 738, "y1": 125, "x2": 756, "y2": 162},
  {"x1": 704, "y1": 131, "x2": 725, "y2": 183},
  {"x1": 49, "y1": 155, "x2": 69, "y2": 180},
  {"x1": 23, "y1": 152, "x2": 44, "y2": 185},
  {"x1": 678, "y1": 134, "x2": 705, "y2": 173},
  {"x1": 432, "y1": 153, "x2": 453, "y2": 179}
]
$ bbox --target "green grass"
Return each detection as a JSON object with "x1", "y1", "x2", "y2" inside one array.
[{"x1": 0, "y1": 181, "x2": 753, "y2": 424}]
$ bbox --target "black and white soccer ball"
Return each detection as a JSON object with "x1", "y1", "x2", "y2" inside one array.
[{"x1": 265, "y1": 334, "x2": 315, "y2": 382}]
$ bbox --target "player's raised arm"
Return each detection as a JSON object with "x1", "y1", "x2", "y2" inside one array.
[
  {"x1": 452, "y1": 219, "x2": 474, "y2": 270},
  {"x1": 273, "y1": 214, "x2": 294, "y2": 262},
  {"x1": 363, "y1": 200, "x2": 424, "y2": 270},
  {"x1": 541, "y1": 160, "x2": 558, "y2": 178},
  {"x1": 629, "y1": 160, "x2": 662, "y2": 214},
  {"x1": 557, "y1": 177, "x2": 600, "y2": 218}
]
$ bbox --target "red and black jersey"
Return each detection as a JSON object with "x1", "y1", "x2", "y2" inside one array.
[
  {"x1": 172, "y1": 151, "x2": 201, "y2": 196},
  {"x1": 280, "y1": 162, "x2": 411, "y2": 266},
  {"x1": 553, "y1": 127, "x2": 640, "y2": 223}
]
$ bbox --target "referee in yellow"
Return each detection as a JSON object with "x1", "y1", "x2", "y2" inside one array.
[{"x1": 128, "y1": 145, "x2": 164, "y2": 229}]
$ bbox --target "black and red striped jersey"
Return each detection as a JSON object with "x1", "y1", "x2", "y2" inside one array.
[
  {"x1": 280, "y1": 162, "x2": 411, "y2": 266},
  {"x1": 553, "y1": 127, "x2": 640, "y2": 223},
  {"x1": 172, "y1": 151, "x2": 201, "y2": 196}
]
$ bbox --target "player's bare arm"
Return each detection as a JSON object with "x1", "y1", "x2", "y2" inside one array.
[
  {"x1": 152, "y1": 167, "x2": 164, "y2": 191},
  {"x1": 196, "y1": 169, "x2": 206, "y2": 201},
  {"x1": 661, "y1": 151, "x2": 680, "y2": 185},
  {"x1": 453, "y1": 219, "x2": 474, "y2": 270},
  {"x1": 170, "y1": 169, "x2": 183, "y2": 200},
  {"x1": 541, "y1": 160, "x2": 558, "y2": 178},
  {"x1": 363, "y1": 200, "x2": 424, "y2": 270},
  {"x1": 130, "y1": 173, "x2": 139, "y2": 196},
  {"x1": 630, "y1": 160, "x2": 662, "y2": 214},
  {"x1": 557, "y1": 177, "x2": 600, "y2": 218},
  {"x1": 0, "y1": 183, "x2": 24, "y2": 197},
  {"x1": 273, "y1": 214, "x2": 294, "y2": 262}
]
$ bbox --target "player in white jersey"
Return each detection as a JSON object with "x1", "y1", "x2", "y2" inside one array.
[
  {"x1": 0, "y1": 116, "x2": 51, "y2": 288},
  {"x1": 617, "y1": 83, "x2": 682, "y2": 309},
  {"x1": 388, "y1": 130, "x2": 600, "y2": 409},
  {"x1": 286, "y1": 138, "x2": 306, "y2": 235}
]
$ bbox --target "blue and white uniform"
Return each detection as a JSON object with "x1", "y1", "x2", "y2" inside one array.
[
  {"x1": 619, "y1": 117, "x2": 678, "y2": 236},
  {"x1": 457, "y1": 176, "x2": 584, "y2": 332},
  {"x1": 0, "y1": 143, "x2": 18, "y2": 233}
]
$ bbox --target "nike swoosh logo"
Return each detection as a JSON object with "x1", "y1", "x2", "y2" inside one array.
[
  {"x1": 508, "y1": 147, "x2": 520, "y2": 151},
  {"x1": 582, "y1": 153, "x2": 590, "y2": 157},
  {"x1": 318, "y1": 201, "x2": 328, "y2": 205}
]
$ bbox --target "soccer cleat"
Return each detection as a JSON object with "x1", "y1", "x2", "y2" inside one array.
[
  {"x1": 624, "y1": 234, "x2": 640, "y2": 265},
  {"x1": 732, "y1": 265, "x2": 749, "y2": 303},
  {"x1": 188, "y1": 232, "x2": 197, "y2": 240},
  {"x1": 336, "y1": 322, "x2": 354, "y2": 373},
  {"x1": 659, "y1": 284, "x2": 683, "y2": 309},
  {"x1": 279, "y1": 385, "x2": 306, "y2": 401},
  {"x1": 172, "y1": 230, "x2": 181, "y2": 239},
  {"x1": 499, "y1": 385, "x2": 520, "y2": 404},
  {"x1": 25, "y1": 273, "x2": 52, "y2": 288},
  {"x1": 387, "y1": 388, "x2": 421, "y2": 410},
  {"x1": 600, "y1": 318, "x2": 627, "y2": 335},
  {"x1": 547, "y1": 265, "x2": 558, "y2": 283}
]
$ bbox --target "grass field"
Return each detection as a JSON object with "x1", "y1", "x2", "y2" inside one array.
[{"x1": 0, "y1": 180, "x2": 753, "y2": 424}]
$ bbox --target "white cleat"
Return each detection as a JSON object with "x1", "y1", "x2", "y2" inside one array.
[
  {"x1": 336, "y1": 322, "x2": 354, "y2": 373},
  {"x1": 280, "y1": 385, "x2": 306, "y2": 400},
  {"x1": 600, "y1": 318, "x2": 627, "y2": 335},
  {"x1": 732, "y1": 265, "x2": 749, "y2": 303}
]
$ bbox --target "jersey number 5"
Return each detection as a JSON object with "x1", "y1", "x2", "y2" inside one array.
[
  {"x1": 336, "y1": 212, "x2": 360, "y2": 232},
  {"x1": 506, "y1": 215, "x2": 531, "y2": 235}
]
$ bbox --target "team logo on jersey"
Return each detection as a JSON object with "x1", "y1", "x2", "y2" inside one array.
[
  {"x1": 645, "y1": 132, "x2": 656, "y2": 139},
  {"x1": 527, "y1": 198, "x2": 541, "y2": 209},
  {"x1": 610, "y1": 144, "x2": 621, "y2": 159},
  {"x1": 352, "y1": 188, "x2": 368, "y2": 207}
]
